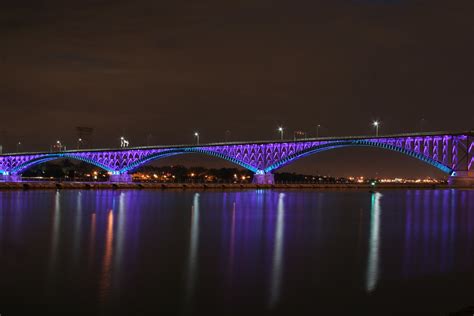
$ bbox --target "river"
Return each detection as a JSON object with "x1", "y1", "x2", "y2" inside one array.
[{"x1": 0, "y1": 189, "x2": 473, "y2": 315}]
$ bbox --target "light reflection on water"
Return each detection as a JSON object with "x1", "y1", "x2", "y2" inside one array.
[
  {"x1": 366, "y1": 192, "x2": 381, "y2": 293},
  {"x1": 268, "y1": 193, "x2": 285, "y2": 308},
  {"x1": 0, "y1": 189, "x2": 473, "y2": 315},
  {"x1": 183, "y1": 193, "x2": 200, "y2": 312}
]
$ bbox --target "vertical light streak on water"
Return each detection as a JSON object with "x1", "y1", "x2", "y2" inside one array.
[
  {"x1": 114, "y1": 192, "x2": 126, "y2": 280},
  {"x1": 462, "y1": 191, "x2": 472, "y2": 264},
  {"x1": 45, "y1": 191, "x2": 61, "y2": 294},
  {"x1": 428, "y1": 191, "x2": 438, "y2": 274},
  {"x1": 227, "y1": 202, "x2": 236, "y2": 286},
  {"x1": 100, "y1": 210, "x2": 114, "y2": 302},
  {"x1": 413, "y1": 191, "x2": 421, "y2": 275},
  {"x1": 403, "y1": 191, "x2": 413, "y2": 278},
  {"x1": 422, "y1": 190, "x2": 430, "y2": 272},
  {"x1": 49, "y1": 191, "x2": 61, "y2": 273},
  {"x1": 366, "y1": 192, "x2": 382, "y2": 293},
  {"x1": 440, "y1": 190, "x2": 449, "y2": 273},
  {"x1": 449, "y1": 190, "x2": 457, "y2": 270},
  {"x1": 269, "y1": 193, "x2": 285, "y2": 309},
  {"x1": 184, "y1": 193, "x2": 200, "y2": 311},
  {"x1": 73, "y1": 191, "x2": 83, "y2": 266},
  {"x1": 89, "y1": 213, "x2": 97, "y2": 268}
]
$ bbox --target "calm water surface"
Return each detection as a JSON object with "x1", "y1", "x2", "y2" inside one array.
[{"x1": 0, "y1": 189, "x2": 473, "y2": 315}]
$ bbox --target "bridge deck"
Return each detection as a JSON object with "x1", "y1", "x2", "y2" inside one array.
[{"x1": 1, "y1": 130, "x2": 472, "y2": 156}]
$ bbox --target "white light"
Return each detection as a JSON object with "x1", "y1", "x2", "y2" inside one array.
[
  {"x1": 373, "y1": 121, "x2": 379, "y2": 127},
  {"x1": 278, "y1": 127, "x2": 283, "y2": 132},
  {"x1": 194, "y1": 132, "x2": 199, "y2": 136}
]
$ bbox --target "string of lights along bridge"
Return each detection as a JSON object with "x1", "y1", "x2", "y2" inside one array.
[{"x1": 0, "y1": 131, "x2": 473, "y2": 185}]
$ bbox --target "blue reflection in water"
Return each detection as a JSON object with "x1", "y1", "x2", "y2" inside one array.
[
  {"x1": 1, "y1": 189, "x2": 474, "y2": 316},
  {"x1": 366, "y1": 192, "x2": 382, "y2": 293},
  {"x1": 49, "y1": 191, "x2": 61, "y2": 275},
  {"x1": 227, "y1": 201, "x2": 236, "y2": 287},
  {"x1": 268, "y1": 193, "x2": 285, "y2": 308},
  {"x1": 401, "y1": 190, "x2": 472, "y2": 278},
  {"x1": 184, "y1": 193, "x2": 200, "y2": 309},
  {"x1": 73, "y1": 191, "x2": 83, "y2": 267}
]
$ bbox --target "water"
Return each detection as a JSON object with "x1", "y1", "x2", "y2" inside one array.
[{"x1": 0, "y1": 189, "x2": 473, "y2": 315}]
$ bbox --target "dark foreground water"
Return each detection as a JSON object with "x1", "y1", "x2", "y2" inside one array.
[{"x1": 0, "y1": 189, "x2": 473, "y2": 316}]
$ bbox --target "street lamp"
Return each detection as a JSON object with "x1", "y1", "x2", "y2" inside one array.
[
  {"x1": 16, "y1": 141, "x2": 21, "y2": 152},
  {"x1": 278, "y1": 127, "x2": 284, "y2": 140},
  {"x1": 77, "y1": 138, "x2": 82, "y2": 149},
  {"x1": 120, "y1": 136, "x2": 129, "y2": 147},
  {"x1": 194, "y1": 132, "x2": 199, "y2": 145},
  {"x1": 373, "y1": 121, "x2": 380, "y2": 137},
  {"x1": 316, "y1": 124, "x2": 321, "y2": 138}
]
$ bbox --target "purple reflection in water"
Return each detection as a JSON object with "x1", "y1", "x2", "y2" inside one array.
[{"x1": 0, "y1": 190, "x2": 472, "y2": 315}]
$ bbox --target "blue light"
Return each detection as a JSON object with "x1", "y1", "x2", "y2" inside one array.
[
  {"x1": 118, "y1": 147, "x2": 259, "y2": 174},
  {"x1": 264, "y1": 140, "x2": 454, "y2": 175},
  {"x1": 0, "y1": 132, "x2": 465, "y2": 179}
]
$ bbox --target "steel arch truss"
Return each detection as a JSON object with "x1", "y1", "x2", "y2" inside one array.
[
  {"x1": 0, "y1": 132, "x2": 471, "y2": 177},
  {"x1": 262, "y1": 139, "x2": 454, "y2": 174},
  {"x1": 5, "y1": 153, "x2": 118, "y2": 175},
  {"x1": 118, "y1": 147, "x2": 260, "y2": 174}
]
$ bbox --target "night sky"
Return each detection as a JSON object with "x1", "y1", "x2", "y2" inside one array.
[{"x1": 1, "y1": 0, "x2": 473, "y2": 177}]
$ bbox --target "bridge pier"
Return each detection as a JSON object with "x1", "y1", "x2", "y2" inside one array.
[
  {"x1": 252, "y1": 173, "x2": 275, "y2": 185},
  {"x1": 109, "y1": 174, "x2": 133, "y2": 183},
  {"x1": 0, "y1": 174, "x2": 21, "y2": 182},
  {"x1": 448, "y1": 171, "x2": 474, "y2": 186}
]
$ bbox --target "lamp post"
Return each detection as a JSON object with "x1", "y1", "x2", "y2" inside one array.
[
  {"x1": 194, "y1": 132, "x2": 199, "y2": 145},
  {"x1": 316, "y1": 124, "x2": 321, "y2": 138},
  {"x1": 77, "y1": 138, "x2": 82, "y2": 149},
  {"x1": 120, "y1": 136, "x2": 129, "y2": 148},
  {"x1": 373, "y1": 121, "x2": 380, "y2": 137},
  {"x1": 16, "y1": 141, "x2": 21, "y2": 152},
  {"x1": 278, "y1": 127, "x2": 284, "y2": 140}
]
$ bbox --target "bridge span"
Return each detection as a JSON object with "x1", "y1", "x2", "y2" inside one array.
[{"x1": 0, "y1": 131, "x2": 473, "y2": 185}]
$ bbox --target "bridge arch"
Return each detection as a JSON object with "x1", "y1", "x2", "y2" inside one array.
[
  {"x1": 118, "y1": 148, "x2": 259, "y2": 174},
  {"x1": 263, "y1": 140, "x2": 453, "y2": 175},
  {"x1": 10, "y1": 153, "x2": 117, "y2": 175}
]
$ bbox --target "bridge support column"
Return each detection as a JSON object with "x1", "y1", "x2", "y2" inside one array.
[
  {"x1": 448, "y1": 171, "x2": 474, "y2": 186},
  {"x1": 0, "y1": 174, "x2": 21, "y2": 182},
  {"x1": 109, "y1": 174, "x2": 132, "y2": 183},
  {"x1": 252, "y1": 173, "x2": 275, "y2": 185}
]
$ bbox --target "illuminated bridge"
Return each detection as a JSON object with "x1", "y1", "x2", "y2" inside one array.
[{"x1": 0, "y1": 131, "x2": 473, "y2": 185}]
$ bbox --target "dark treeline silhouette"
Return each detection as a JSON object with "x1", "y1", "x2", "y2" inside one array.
[{"x1": 20, "y1": 159, "x2": 350, "y2": 183}]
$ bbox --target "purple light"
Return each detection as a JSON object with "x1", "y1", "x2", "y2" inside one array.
[{"x1": 0, "y1": 132, "x2": 472, "y2": 181}]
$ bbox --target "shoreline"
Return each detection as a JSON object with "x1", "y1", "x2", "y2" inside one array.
[{"x1": 0, "y1": 181, "x2": 472, "y2": 190}]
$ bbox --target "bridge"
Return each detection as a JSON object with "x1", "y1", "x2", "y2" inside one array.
[{"x1": 0, "y1": 131, "x2": 473, "y2": 185}]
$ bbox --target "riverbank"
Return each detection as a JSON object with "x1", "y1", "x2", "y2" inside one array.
[{"x1": 0, "y1": 181, "x2": 472, "y2": 190}]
